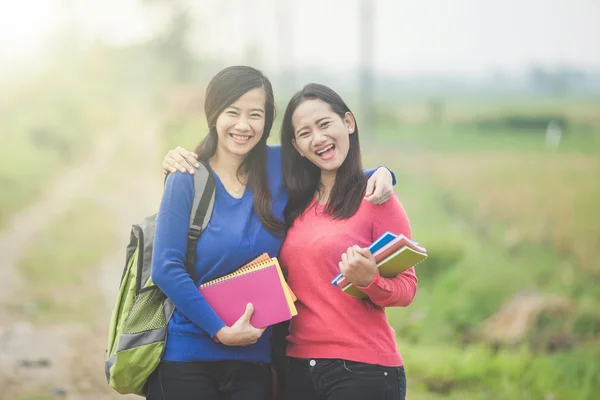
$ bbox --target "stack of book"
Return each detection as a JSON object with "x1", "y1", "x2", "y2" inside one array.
[
  {"x1": 199, "y1": 254, "x2": 297, "y2": 328},
  {"x1": 331, "y1": 231, "x2": 428, "y2": 299}
]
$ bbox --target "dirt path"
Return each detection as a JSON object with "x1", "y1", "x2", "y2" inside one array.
[
  {"x1": 0, "y1": 134, "x2": 116, "y2": 313},
  {"x1": 0, "y1": 111, "x2": 163, "y2": 399}
]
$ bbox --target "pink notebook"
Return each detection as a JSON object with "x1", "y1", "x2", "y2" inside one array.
[{"x1": 199, "y1": 258, "x2": 297, "y2": 329}]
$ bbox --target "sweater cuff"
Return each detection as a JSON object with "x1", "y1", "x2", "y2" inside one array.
[
  {"x1": 355, "y1": 270, "x2": 388, "y2": 300},
  {"x1": 203, "y1": 315, "x2": 227, "y2": 339}
]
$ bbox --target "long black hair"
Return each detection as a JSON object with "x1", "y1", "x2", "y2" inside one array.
[
  {"x1": 195, "y1": 66, "x2": 284, "y2": 235},
  {"x1": 281, "y1": 83, "x2": 367, "y2": 227}
]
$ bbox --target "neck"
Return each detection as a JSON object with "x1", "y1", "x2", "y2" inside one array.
[
  {"x1": 317, "y1": 170, "x2": 336, "y2": 204},
  {"x1": 209, "y1": 148, "x2": 245, "y2": 178}
]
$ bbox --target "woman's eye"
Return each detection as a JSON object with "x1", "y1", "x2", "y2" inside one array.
[
  {"x1": 320, "y1": 121, "x2": 330, "y2": 128},
  {"x1": 298, "y1": 131, "x2": 308, "y2": 138},
  {"x1": 251, "y1": 113, "x2": 262, "y2": 118},
  {"x1": 226, "y1": 110, "x2": 238, "y2": 116}
]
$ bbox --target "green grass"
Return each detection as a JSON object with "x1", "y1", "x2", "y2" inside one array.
[
  {"x1": 10, "y1": 198, "x2": 118, "y2": 324},
  {"x1": 399, "y1": 340, "x2": 600, "y2": 400}
]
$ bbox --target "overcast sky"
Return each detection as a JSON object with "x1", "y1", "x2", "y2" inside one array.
[{"x1": 1, "y1": 0, "x2": 599, "y2": 76}]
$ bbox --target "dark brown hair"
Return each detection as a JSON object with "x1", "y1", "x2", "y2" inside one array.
[
  {"x1": 195, "y1": 66, "x2": 284, "y2": 235},
  {"x1": 280, "y1": 83, "x2": 367, "y2": 227}
]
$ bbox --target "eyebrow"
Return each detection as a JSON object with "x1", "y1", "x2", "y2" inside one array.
[
  {"x1": 296, "y1": 117, "x2": 330, "y2": 135},
  {"x1": 227, "y1": 106, "x2": 265, "y2": 113}
]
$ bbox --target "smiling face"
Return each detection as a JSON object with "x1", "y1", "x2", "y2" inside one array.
[
  {"x1": 214, "y1": 87, "x2": 266, "y2": 159},
  {"x1": 291, "y1": 98, "x2": 355, "y2": 175}
]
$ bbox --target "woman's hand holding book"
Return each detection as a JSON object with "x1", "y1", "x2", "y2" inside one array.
[
  {"x1": 215, "y1": 303, "x2": 266, "y2": 346},
  {"x1": 338, "y1": 245, "x2": 377, "y2": 288}
]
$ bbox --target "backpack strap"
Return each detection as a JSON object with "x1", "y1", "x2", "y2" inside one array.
[{"x1": 186, "y1": 160, "x2": 216, "y2": 283}]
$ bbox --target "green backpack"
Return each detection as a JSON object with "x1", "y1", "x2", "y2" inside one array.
[{"x1": 105, "y1": 162, "x2": 215, "y2": 395}]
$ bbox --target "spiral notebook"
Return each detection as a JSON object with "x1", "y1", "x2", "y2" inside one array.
[{"x1": 199, "y1": 255, "x2": 297, "y2": 329}]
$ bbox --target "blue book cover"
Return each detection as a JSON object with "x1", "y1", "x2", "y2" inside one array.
[
  {"x1": 368, "y1": 231, "x2": 397, "y2": 253},
  {"x1": 331, "y1": 231, "x2": 397, "y2": 286}
]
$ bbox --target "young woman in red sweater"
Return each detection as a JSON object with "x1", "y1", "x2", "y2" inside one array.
[{"x1": 278, "y1": 83, "x2": 417, "y2": 400}]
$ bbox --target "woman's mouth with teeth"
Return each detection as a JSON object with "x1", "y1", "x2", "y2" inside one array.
[
  {"x1": 230, "y1": 133, "x2": 251, "y2": 143},
  {"x1": 316, "y1": 144, "x2": 335, "y2": 156}
]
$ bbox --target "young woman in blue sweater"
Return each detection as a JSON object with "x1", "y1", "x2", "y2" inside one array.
[{"x1": 148, "y1": 66, "x2": 394, "y2": 400}]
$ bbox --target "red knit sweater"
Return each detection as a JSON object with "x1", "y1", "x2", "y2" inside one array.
[{"x1": 279, "y1": 195, "x2": 418, "y2": 367}]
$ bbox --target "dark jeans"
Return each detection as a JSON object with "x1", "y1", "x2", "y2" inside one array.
[
  {"x1": 285, "y1": 357, "x2": 406, "y2": 400},
  {"x1": 146, "y1": 360, "x2": 272, "y2": 400}
]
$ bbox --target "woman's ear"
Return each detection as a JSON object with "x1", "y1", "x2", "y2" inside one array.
[{"x1": 344, "y1": 112, "x2": 356, "y2": 134}]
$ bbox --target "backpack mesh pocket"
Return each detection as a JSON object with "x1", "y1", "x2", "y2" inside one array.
[{"x1": 123, "y1": 287, "x2": 167, "y2": 334}]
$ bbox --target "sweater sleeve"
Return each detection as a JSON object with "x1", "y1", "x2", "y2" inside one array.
[
  {"x1": 151, "y1": 172, "x2": 226, "y2": 337},
  {"x1": 355, "y1": 195, "x2": 418, "y2": 307},
  {"x1": 364, "y1": 167, "x2": 397, "y2": 186}
]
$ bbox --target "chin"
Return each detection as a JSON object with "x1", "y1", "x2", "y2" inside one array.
[
  {"x1": 319, "y1": 162, "x2": 343, "y2": 173},
  {"x1": 328, "y1": 157, "x2": 347, "y2": 172},
  {"x1": 229, "y1": 150, "x2": 250, "y2": 157},
  {"x1": 231, "y1": 148, "x2": 253, "y2": 157}
]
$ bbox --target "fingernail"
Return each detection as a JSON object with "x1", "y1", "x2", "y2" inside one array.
[{"x1": 195, "y1": 163, "x2": 200, "y2": 167}]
